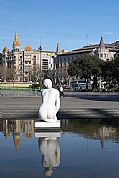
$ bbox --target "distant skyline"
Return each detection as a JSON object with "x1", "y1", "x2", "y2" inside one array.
[{"x1": 0, "y1": 0, "x2": 119, "y2": 51}]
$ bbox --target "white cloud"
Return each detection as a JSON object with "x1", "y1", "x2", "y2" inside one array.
[{"x1": 104, "y1": 31, "x2": 113, "y2": 36}]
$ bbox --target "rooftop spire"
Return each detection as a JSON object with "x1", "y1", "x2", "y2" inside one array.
[
  {"x1": 38, "y1": 39, "x2": 42, "y2": 51},
  {"x1": 56, "y1": 42, "x2": 60, "y2": 55},
  {"x1": 99, "y1": 36, "x2": 105, "y2": 49},
  {"x1": 13, "y1": 32, "x2": 20, "y2": 51}
]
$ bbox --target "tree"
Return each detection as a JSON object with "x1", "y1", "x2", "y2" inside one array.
[
  {"x1": 101, "y1": 60, "x2": 114, "y2": 89},
  {"x1": 113, "y1": 57, "x2": 119, "y2": 88},
  {"x1": 68, "y1": 55, "x2": 104, "y2": 89},
  {"x1": 68, "y1": 59, "x2": 82, "y2": 78},
  {"x1": 0, "y1": 64, "x2": 4, "y2": 81},
  {"x1": 101, "y1": 57, "x2": 119, "y2": 89}
]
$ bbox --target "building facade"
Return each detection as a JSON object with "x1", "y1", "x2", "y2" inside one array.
[
  {"x1": 1, "y1": 33, "x2": 55, "y2": 82},
  {"x1": 54, "y1": 37, "x2": 119, "y2": 84}
]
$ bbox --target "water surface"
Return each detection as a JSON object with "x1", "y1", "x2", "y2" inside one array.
[{"x1": 0, "y1": 119, "x2": 119, "y2": 178}]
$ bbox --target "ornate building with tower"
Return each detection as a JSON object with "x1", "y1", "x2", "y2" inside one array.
[{"x1": 1, "y1": 33, "x2": 55, "y2": 82}]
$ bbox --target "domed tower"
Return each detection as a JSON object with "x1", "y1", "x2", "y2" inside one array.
[
  {"x1": 24, "y1": 44, "x2": 32, "y2": 51},
  {"x1": 2, "y1": 46, "x2": 9, "y2": 68},
  {"x1": 2, "y1": 46, "x2": 9, "y2": 54},
  {"x1": 13, "y1": 33, "x2": 20, "y2": 52}
]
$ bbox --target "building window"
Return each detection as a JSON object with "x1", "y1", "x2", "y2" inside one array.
[
  {"x1": 25, "y1": 61, "x2": 31, "y2": 64},
  {"x1": 25, "y1": 71, "x2": 28, "y2": 74},
  {"x1": 64, "y1": 57, "x2": 66, "y2": 61},
  {"x1": 60, "y1": 58, "x2": 62, "y2": 63},
  {"x1": 33, "y1": 60, "x2": 36, "y2": 65},
  {"x1": 68, "y1": 57, "x2": 70, "y2": 60}
]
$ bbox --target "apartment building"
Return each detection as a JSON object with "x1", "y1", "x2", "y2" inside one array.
[{"x1": 1, "y1": 33, "x2": 55, "y2": 82}]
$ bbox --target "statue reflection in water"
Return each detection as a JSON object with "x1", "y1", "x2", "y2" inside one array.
[{"x1": 38, "y1": 136, "x2": 60, "y2": 176}]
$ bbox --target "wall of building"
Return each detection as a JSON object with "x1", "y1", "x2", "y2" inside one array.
[{"x1": 54, "y1": 38, "x2": 119, "y2": 84}]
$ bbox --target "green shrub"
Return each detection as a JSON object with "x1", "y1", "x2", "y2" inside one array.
[{"x1": 32, "y1": 83, "x2": 40, "y2": 89}]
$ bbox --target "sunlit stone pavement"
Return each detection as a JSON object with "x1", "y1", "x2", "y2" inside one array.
[{"x1": 0, "y1": 91, "x2": 119, "y2": 119}]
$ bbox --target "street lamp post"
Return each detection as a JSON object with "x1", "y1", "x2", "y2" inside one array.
[
  {"x1": 39, "y1": 45, "x2": 42, "y2": 88},
  {"x1": 23, "y1": 51, "x2": 25, "y2": 82},
  {"x1": 4, "y1": 56, "x2": 7, "y2": 82},
  {"x1": 99, "y1": 75, "x2": 102, "y2": 91}
]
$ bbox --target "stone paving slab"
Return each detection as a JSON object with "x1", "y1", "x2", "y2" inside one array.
[{"x1": 0, "y1": 94, "x2": 119, "y2": 119}]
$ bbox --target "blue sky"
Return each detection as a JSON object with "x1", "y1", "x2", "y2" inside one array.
[{"x1": 0, "y1": 0, "x2": 119, "y2": 51}]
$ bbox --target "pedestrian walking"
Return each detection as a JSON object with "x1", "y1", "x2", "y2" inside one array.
[{"x1": 59, "y1": 85, "x2": 64, "y2": 97}]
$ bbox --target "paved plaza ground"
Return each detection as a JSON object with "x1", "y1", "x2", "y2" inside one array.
[{"x1": 0, "y1": 92, "x2": 119, "y2": 119}]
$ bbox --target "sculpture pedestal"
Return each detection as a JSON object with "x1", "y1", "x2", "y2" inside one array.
[
  {"x1": 35, "y1": 120, "x2": 60, "y2": 137},
  {"x1": 35, "y1": 120, "x2": 60, "y2": 130},
  {"x1": 35, "y1": 132, "x2": 60, "y2": 138}
]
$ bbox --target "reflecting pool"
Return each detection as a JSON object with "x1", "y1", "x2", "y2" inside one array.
[{"x1": 0, "y1": 119, "x2": 119, "y2": 178}]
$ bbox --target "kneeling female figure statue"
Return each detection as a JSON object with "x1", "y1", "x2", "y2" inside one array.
[{"x1": 39, "y1": 79, "x2": 60, "y2": 123}]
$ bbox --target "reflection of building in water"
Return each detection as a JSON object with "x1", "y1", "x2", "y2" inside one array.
[
  {"x1": 61, "y1": 119, "x2": 119, "y2": 148},
  {"x1": 98, "y1": 126, "x2": 116, "y2": 148},
  {"x1": 1, "y1": 119, "x2": 34, "y2": 151},
  {"x1": 23, "y1": 120, "x2": 34, "y2": 140},
  {"x1": 13, "y1": 120, "x2": 21, "y2": 151},
  {"x1": 38, "y1": 137, "x2": 60, "y2": 176},
  {"x1": 98, "y1": 126, "x2": 116, "y2": 138},
  {"x1": 3, "y1": 120, "x2": 10, "y2": 139}
]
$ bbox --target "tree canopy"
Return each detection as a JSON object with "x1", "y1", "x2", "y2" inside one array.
[
  {"x1": 101, "y1": 56, "x2": 119, "y2": 88},
  {"x1": 113, "y1": 57, "x2": 119, "y2": 85},
  {"x1": 68, "y1": 54, "x2": 119, "y2": 89},
  {"x1": 68, "y1": 55, "x2": 104, "y2": 80}
]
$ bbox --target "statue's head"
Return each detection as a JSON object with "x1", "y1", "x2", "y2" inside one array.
[{"x1": 43, "y1": 79, "x2": 52, "y2": 89}]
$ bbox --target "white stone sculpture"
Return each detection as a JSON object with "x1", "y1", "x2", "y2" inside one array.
[
  {"x1": 39, "y1": 79, "x2": 60, "y2": 123},
  {"x1": 38, "y1": 137, "x2": 60, "y2": 176}
]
